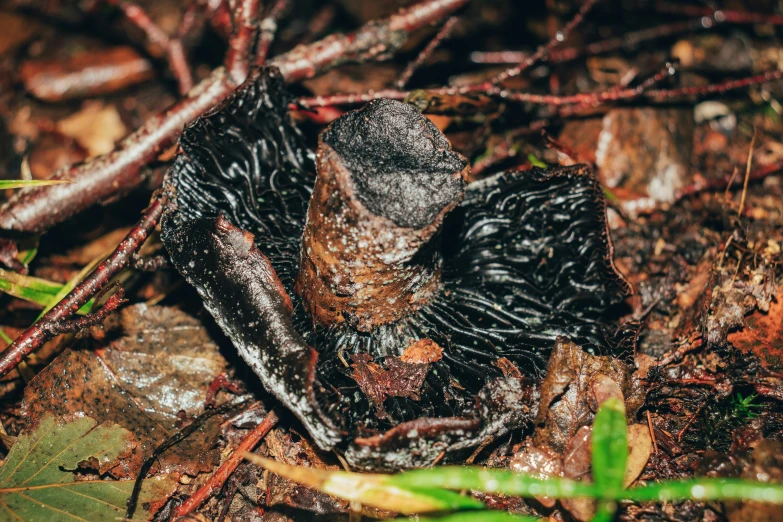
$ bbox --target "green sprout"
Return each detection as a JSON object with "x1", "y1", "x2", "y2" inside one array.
[
  {"x1": 246, "y1": 397, "x2": 783, "y2": 521},
  {"x1": 0, "y1": 179, "x2": 72, "y2": 190}
]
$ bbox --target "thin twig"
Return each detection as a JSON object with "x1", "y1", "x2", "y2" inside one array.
[
  {"x1": 471, "y1": 19, "x2": 704, "y2": 64},
  {"x1": 131, "y1": 253, "x2": 169, "y2": 271},
  {"x1": 655, "y1": 1, "x2": 783, "y2": 25},
  {"x1": 0, "y1": 197, "x2": 164, "y2": 379},
  {"x1": 113, "y1": 0, "x2": 195, "y2": 93},
  {"x1": 224, "y1": 0, "x2": 262, "y2": 84},
  {"x1": 255, "y1": 0, "x2": 289, "y2": 66},
  {"x1": 174, "y1": 410, "x2": 278, "y2": 517},
  {"x1": 297, "y1": 68, "x2": 782, "y2": 108},
  {"x1": 492, "y1": 0, "x2": 600, "y2": 84},
  {"x1": 125, "y1": 397, "x2": 250, "y2": 519},
  {"x1": 396, "y1": 15, "x2": 459, "y2": 89},
  {"x1": 0, "y1": 0, "x2": 467, "y2": 237},
  {"x1": 559, "y1": 62, "x2": 677, "y2": 116},
  {"x1": 647, "y1": 411, "x2": 659, "y2": 454},
  {"x1": 269, "y1": 0, "x2": 469, "y2": 82},
  {"x1": 676, "y1": 161, "x2": 783, "y2": 201},
  {"x1": 738, "y1": 129, "x2": 757, "y2": 217},
  {"x1": 44, "y1": 286, "x2": 127, "y2": 335}
]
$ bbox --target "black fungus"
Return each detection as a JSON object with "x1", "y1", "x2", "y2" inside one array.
[{"x1": 162, "y1": 68, "x2": 633, "y2": 470}]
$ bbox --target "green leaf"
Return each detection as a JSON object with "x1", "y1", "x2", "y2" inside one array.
[
  {"x1": 527, "y1": 153, "x2": 547, "y2": 168},
  {"x1": 0, "y1": 268, "x2": 93, "y2": 313},
  {"x1": 37, "y1": 256, "x2": 103, "y2": 319},
  {"x1": 592, "y1": 397, "x2": 628, "y2": 498},
  {"x1": 0, "y1": 180, "x2": 73, "y2": 189},
  {"x1": 390, "y1": 467, "x2": 597, "y2": 499},
  {"x1": 411, "y1": 511, "x2": 542, "y2": 522},
  {"x1": 624, "y1": 478, "x2": 783, "y2": 504},
  {"x1": 0, "y1": 415, "x2": 177, "y2": 521},
  {"x1": 244, "y1": 454, "x2": 484, "y2": 514}
]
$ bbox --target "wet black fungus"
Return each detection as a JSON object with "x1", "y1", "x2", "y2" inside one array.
[{"x1": 161, "y1": 68, "x2": 633, "y2": 470}]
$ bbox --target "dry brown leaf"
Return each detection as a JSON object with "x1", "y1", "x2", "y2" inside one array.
[
  {"x1": 624, "y1": 423, "x2": 653, "y2": 488},
  {"x1": 57, "y1": 102, "x2": 127, "y2": 157}
]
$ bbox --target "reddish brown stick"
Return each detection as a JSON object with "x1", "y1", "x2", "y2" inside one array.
[
  {"x1": 492, "y1": 0, "x2": 600, "y2": 84},
  {"x1": 0, "y1": 0, "x2": 467, "y2": 237},
  {"x1": 675, "y1": 161, "x2": 783, "y2": 201},
  {"x1": 655, "y1": 1, "x2": 783, "y2": 25},
  {"x1": 471, "y1": 19, "x2": 705, "y2": 65},
  {"x1": 396, "y1": 15, "x2": 459, "y2": 88},
  {"x1": 0, "y1": 68, "x2": 233, "y2": 234},
  {"x1": 255, "y1": 0, "x2": 289, "y2": 66},
  {"x1": 224, "y1": 0, "x2": 261, "y2": 84},
  {"x1": 268, "y1": 0, "x2": 470, "y2": 82},
  {"x1": 0, "y1": 198, "x2": 163, "y2": 379},
  {"x1": 297, "y1": 68, "x2": 783, "y2": 108},
  {"x1": 174, "y1": 410, "x2": 279, "y2": 517},
  {"x1": 114, "y1": 0, "x2": 194, "y2": 93}
]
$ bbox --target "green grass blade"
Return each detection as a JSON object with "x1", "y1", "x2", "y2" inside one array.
[
  {"x1": 0, "y1": 268, "x2": 93, "y2": 314},
  {"x1": 592, "y1": 397, "x2": 628, "y2": 497},
  {"x1": 17, "y1": 236, "x2": 39, "y2": 267},
  {"x1": 37, "y1": 257, "x2": 102, "y2": 319},
  {"x1": 527, "y1": 154, "x2": 547, "y2": 168},
  {"x1": 411, "y1": 511, "x2": 542, "y2": 522},
  {"x1": 0, "y1": 179, "x2": 72, "y2": 189},
  {"x1": 591, "y1": 501, "x2": 617, "y2": 522},
  {"x1": 391, "y1": 467, "x2": 597, "y2": 499},
  {"x1": 623, "y1": 478, "x2": 783, "y2": 503},
  {"x1": 244, "y1": 454, "x2": 484, "y2": 514}
]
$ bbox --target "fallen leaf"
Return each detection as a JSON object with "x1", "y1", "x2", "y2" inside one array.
[
  {"x1": 624, "y1": 424, "x2": 652, "y2": 488},
  {"x1": 22, "y1": 304, "x2": 230, "y2": 477},
  {"x1": 728, "y1": 283, "x2": 783, "y2": 371},
  {"x1": 0, "y1": 414, "x2": 176, "y2": 521},
  {"x1": 57, "y1": 102, "x2": 127, "y2": 157},
  {"x1": 534, "y1": 338, "x2": 637, "y2": 453},
  {"x1": 350, "y1": 354, "x2": 430, "y2": 420}
]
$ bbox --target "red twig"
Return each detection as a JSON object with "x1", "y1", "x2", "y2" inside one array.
[
  {"x1": 0, "y1": 198, "x2": 164, "y2": 379},
  {"x1": 255, "y1": 0, "x2": 289, "y2": 66},
  {"x1": 269, "y1": 0, "x2": 470, "y2": 82},
  {"x1": 492, "y1": 0, "x2": 600, "y2": 84},
  {"x1": 205, "y1": 372, "x2": 247, "y2": 407},
  {"x1": 297, "y1": 67, "x2": 782, "y2": 109},
  {"x1": 174, "y1": 410, "x2": 278, "y2": 517},
  {"x1": 224, "y1": 0, "x2": 261, "y2": 85},
  {"x1": 471, "y1": 19, "x2": 705, "y2": 65},
  {"x1": 45, "y1": 286, "x2": 127, "y2": 336},
  {"x1": 0, "y1": 67, "x2": 233, "y2": 234},
  {"x1": 655, "y1": 1, "x2": 783, "y2": 25},
  {"x1": 675, "y1": 161, "x2": 783, "y2": 201},
  {"x1": 114, "y1": 0, "x2": 195, "y2": 93},
  {"x1": 396, "y1": 15, "x2": 459, "y2": 89},
  {"x1": 0, "y1": 0, "x2": 466, "y2": 238},
  {"x1": 645, "y1": 70, "x2": 783, "y2": 99},
  {"x1": 558, "y1": 62, "x2": 677, "y2": 116}
]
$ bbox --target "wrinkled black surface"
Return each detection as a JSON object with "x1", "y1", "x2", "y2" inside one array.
[
  {"x1": 162, "y1": 69, "x2": 632, "y2": 470},
  {"x1": 322, "y1": 98, "x2": 467, "y2": 229}
]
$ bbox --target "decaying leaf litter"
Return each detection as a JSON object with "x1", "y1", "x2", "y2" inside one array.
[{"x1": 0, "y1": 0, "x2": 781, "y2": 520}]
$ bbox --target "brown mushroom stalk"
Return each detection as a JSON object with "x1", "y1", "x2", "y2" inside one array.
[{"x1": 296, "y1": 100, "x2": 469, "y2": 331}]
